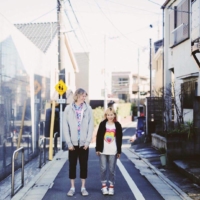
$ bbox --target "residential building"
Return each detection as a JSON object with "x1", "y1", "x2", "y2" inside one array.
[
  {"x1": 0, "y1": 16, "x2": 58, "y2": 181},
  {"x1": 75, "y1": 52, "x2": 90, "y2": 102},
  {"x1": 152, "y1": 39, "x2": 163, "y2": 96},
  {"x1": 163, "y1": 0, "x2": 199, "y2": 121},
  {"x1": 111, "y1": 71, "x2": 149, "y2": 104},
  {"x1": 0, "y1": 17, "x2": 78, "y2": 181},
  {"x1": 162, "y1": 0, "x2": 200, "y2": 152}
]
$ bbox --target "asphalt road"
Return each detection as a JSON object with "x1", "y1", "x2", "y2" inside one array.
[{"x1": 42, "y1": 126, "x2": 164, "y2": 200}]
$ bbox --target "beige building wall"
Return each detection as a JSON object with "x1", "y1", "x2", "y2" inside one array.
[
  {"x1": 152, "y1": 47, "x2": 163, "y2": 96},
  {"x1": 75, "y1": 52, "x2": 90, "y2": 101}
]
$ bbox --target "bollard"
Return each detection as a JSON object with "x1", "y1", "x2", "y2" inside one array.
[{"x1": 11, "y1": 147, "x2": 24, "y2": 197}]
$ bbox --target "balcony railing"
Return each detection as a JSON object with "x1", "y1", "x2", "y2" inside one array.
[
  {"x1": 170, "y1": 23, "x2": 189, "y2": 47},
  {"x1": 191, "y1": 0, "x2": 200, "y2": 42}
]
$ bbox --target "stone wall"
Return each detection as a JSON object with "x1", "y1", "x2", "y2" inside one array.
[{"x1": 151, "y1": 133, "x2": 167, "y2": 149}]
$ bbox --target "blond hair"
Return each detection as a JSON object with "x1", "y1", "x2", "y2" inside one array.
[
  {"x1": 104, "y1": 107, "x2": 117, "y2": 122},
  {"x1": 73, "y1": 88, "x2": 88, "y2": 102}
]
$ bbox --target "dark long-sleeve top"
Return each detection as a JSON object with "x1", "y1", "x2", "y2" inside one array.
[{"x1": 95, "y1": 119, "x2": 123, "y2": 154}]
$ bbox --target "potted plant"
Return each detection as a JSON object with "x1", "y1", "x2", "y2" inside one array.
[{"x1": 159, "y1": 147, "x2": 166, "y2": 166}]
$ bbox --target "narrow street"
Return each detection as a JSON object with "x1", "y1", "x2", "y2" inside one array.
[{"x1": 42, "y1": 124, "x2": 165, "y2": 200}]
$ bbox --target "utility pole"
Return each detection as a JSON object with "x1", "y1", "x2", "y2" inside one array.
[
  {"x1": 162, "y1": 6, "x2": 165, "y2": 137},
  {"x1": 57, "y1": 0, "x2": 63, "y2": 150},
  {"x1": 150, "y1": 38, "x2": 152, "y2": 98},
  {"x1": 57, "y1": 0, "x2": 61, "y2": 71},
  {"x1": 104, "y1": 35, "x2": 107, "y2": 111},
  {"x1": 137, "y1": 49, "x2": 140, "y2": 117}
]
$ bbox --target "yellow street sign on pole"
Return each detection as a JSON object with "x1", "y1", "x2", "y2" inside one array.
[
  {"x1": 55, "y1": 80, "x2": 68, "y2": 96},
  {"x1": 34, "y1": 80, "x2": 41, "y2": 95}
]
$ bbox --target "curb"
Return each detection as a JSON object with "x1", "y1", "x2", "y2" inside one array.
[{"x1": 129, "y1": 148, "x2": 192, "y2": 200}]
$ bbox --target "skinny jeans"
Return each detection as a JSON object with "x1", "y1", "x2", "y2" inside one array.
[
  {"x1": 99, "y1": 154, "x2": 117, "y2": 185},
  {"x1": 68, "y1": 146, "x2": 89, "y2": 179}
]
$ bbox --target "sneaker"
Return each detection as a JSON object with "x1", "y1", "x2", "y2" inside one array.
[
  {"x1": 101, "y1": 186, "x2": 108, "y2": 195},
  {"x1": 108, "y1": 187, "x2": 114, "y2": 195},
  {"x1": 81, "y1": 188, "x2": 89, "y2": 196},
  {"x1": 67, "y1": 188, "x2": 75, "y2": 196}
]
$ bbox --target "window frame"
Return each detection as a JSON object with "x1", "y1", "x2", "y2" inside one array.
[{"x1": 169, "y1": 0, "x2": 190, "y2": 47}]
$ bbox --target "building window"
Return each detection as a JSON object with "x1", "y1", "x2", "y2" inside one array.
[
  {"x1": 181, "y1": 81, "x2": 195, "y2": 109},
  {"x1": 118, "y1": 78, "x2": 129, "y2": 86},
  {"x1": 133, "y1": 77, "x2": 137, "y2": 83},
  {"x1": 169, "y1": 0, "x2": 189, "y2": 47}
]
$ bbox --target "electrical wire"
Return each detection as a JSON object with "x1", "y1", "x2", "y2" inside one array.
[
  {"x1": 63, "y1": 9, "x2": 89, "y2": 58},
  {"x1": 107, "y1": 0, "x2": 161, "y2": 15},
  {"x1": 67, "y1": 0, "x2": 91, "y2": 48},
  {"x1": 94, "y1": 0, "x2": 143, "y2": 47},
  {"x1": 30, "y1": 7, "x2": 57, "y2": 23},
  {"x1": 148, "y1": 0, "x2": 192, "y2": 14}
]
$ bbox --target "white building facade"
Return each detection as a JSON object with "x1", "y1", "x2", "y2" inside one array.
[{"x1": 163, "y1": 0, "x2": 200, "y2": 123}]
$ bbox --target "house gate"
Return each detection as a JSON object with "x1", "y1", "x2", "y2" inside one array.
[{"x1": 146, "y1": 97, "x2": 163, "y2": 141}]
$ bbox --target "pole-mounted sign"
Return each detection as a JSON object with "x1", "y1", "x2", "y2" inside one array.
[
  {"x1": 55, "y1": 79, "x2": 68, "y2": 96},
  {"x1": 53, "y1": 80, "x2": 68, "y2": 154}
]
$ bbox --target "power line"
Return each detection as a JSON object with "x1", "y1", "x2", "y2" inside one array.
[
  {"x1": 64, "y1": 1, "x2": 90, "y2": 57},
  {"x1": 30, "y1": 7, "x2": 57, "y2": 23},
  {"x1": 94, "y1": 0, "x2": 143, "y2": 47},
  {"x1": 63, "y1": 9, "x2": 89, "y2": 58},
  {"x1": 108, "y1": 0, "x2": 161, "y2": 15},
  {"x1": 67, "y1": 0, "x2": 91, "y2": 48},
  {"x1": 148, "y1": 0, "x2": 192, "y2": 14}
]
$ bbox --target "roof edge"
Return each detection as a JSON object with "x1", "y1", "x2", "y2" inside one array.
[{"x1": 161, "y1": 0, "x2": 171, "y2": 8}]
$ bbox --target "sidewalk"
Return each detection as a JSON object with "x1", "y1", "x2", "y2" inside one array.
[{"x1": 129, "y1": 143, "x2": 200, "y2": 200}]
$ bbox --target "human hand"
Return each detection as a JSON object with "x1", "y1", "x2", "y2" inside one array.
[
  {"x1": 83, "y1": 145, "x2": 88, "y2": 150},
  {"x1": 130, "y1": 134, "x2": 137, "y2": 143},
  {"x1": 96, "y1": 151, "x2": 100, "y2": 156},
  {"x1": 69, "y1": 146, "x2": 75, "y2": 151},
  {"x1": 117, "y1": 154, "x2": 120, "y2": 159}
]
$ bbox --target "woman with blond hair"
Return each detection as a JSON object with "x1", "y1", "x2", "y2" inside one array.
[
  {"x1": 95, "y1": 107, "x2": 123, "y2": 196},
  {"x1": 63, "y1": 88, "x2": 94, "y2": 197}
]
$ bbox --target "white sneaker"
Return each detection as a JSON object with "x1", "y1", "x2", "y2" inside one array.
[
  {"x1": 67, "y1": 188, "x2": 75, "y2": 196},
  {"x1": 81, "y1": 188, "x2": 89, "y2": 196},
  {"x1": 101, "y1": 186, "x2": 108, "y2": 195},
  {"x1": 108, "y1": 187, "x2": 114, "y2": 195}
]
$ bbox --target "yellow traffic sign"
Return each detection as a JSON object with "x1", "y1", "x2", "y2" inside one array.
[
  {"x1": 34, "y1": 80, "x2": 41, "y2": 95},
  {"x1": 55, "y1": 80, "x2": 68, "y2": 95}
]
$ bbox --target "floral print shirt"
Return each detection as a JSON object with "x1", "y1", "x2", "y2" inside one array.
[{"x1": 74, "y1": 103, "x2": 83, "y2": 140}]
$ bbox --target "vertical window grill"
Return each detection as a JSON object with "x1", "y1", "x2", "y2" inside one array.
[{"x1": 181, "y1": 81, "x2": 195, "y2": 109}]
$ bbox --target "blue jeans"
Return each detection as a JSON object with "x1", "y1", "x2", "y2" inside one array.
[{"x1": 99, "y1": 154, "x2": 117, "y2": 185}]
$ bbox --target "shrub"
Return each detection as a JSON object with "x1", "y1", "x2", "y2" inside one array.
[
  {"x1": 92, "y1": 107, "x2": 104, "y2": 128},
  {"x1": 131, "y1": 103, "x2": 137, "y2": 116},
  {"x1": 116, "y1": 103, "x2": 132, "y2": 118}
]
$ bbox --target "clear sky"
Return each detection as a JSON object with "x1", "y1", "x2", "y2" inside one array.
[{"x1": 0, "y1": 0, "x2": 165, "y2": 76}]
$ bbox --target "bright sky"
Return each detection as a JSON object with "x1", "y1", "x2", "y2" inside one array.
[{"x1": 0, "y1": 0, "x2": 165, "y2": 76}]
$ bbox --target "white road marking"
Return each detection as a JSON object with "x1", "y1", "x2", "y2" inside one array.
[
  {"x1": 123, "y1": 128, "x2": 127, "y2": 133},
  {"x1": 123, "y1": 135, "x2": 132, "y2": 139},
  {"x1": 122, "y1": 143, "x2": 131, "y2": 148},
  {"x1": 117, "y1": 159, "x2": 145, "y2": 200}
]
